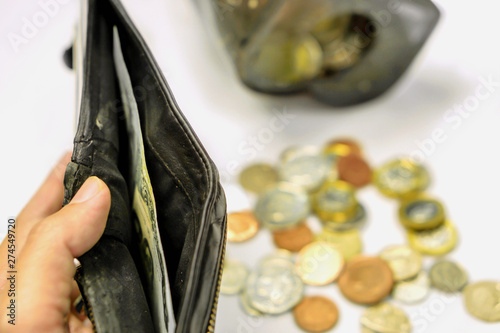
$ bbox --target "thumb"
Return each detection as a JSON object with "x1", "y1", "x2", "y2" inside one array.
[{"x1": 1, "y1": 177, "x2": 110, "y2": 332}]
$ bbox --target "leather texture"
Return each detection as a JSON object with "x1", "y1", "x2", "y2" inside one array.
[{"x1": 63, "y1": 1, "x2": 227, "y2": 332}]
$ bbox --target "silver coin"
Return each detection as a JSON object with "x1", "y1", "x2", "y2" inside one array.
[
  {"x1": 254, "y1": 183, "x2": 310, "y2": 230},
  {"x1": 246, "y1": 257, "x2": 304, "y2": 314},
  {"x1": 393, "y1": 271, "x2": 430, "y2": 304},
  {"x1": 221, "y1": 259, "x2": 249, "y2": 295},
  {"x1": 278, "y1": 146, "x2": 330, "y2": 191},
  {"x1": 405, "y1": 200, "x2": 440, "y2": 224},
  {"x1": 239, "y1": 290, "x2": 263, "y2": 317},
  {"x1": 260, "y1": 251, "x2": 294, "y2": 268},
  {"x1": 324, "y1": 203, "x2": 367, "y2": 231},
  {"x1": 430, "y1": 260, "x2": 468, "y2": 292}
]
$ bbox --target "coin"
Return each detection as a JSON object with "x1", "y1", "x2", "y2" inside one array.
[
  {"x1": 324, "y1": 138, "x2": 363, "y2": 157},
  {"x1": 338, "y1": 256, "x2": 394, "y2": 305},
  {"x1": 399, "y1": 196, "x2": 445, "y2": 230},
  {"x1": 272, "y1": 223, "x2": 314, "y2": 252},
  {"x1": 221, "y1": 259, "x2": 249, "y2": 295},
  {"x1": 393, "y1": 271, "x2": 430, "y2": 304},
  {"x1": 246, "y1": 256, "x2": 304, "y2": 314},
  {"x1": 227, "y1": 211, "x2": 259, "y2": 242},
  {"x1": 254, "y1": 183, "x2": 310, "y2": 230},
  {"x1": 407, "y1": 220, "x2": 457, "y2": 255},
  {"x1": 360, "y1": 302, "x2": 411, "y2": 333},
  {"x1": 295, "y1": 242, "x2": 344, "y2": 286},
  {"x1": 239, "y1": 163, "x2": 279, "y2": 194},
  {"x1": 239, "y1": 290, "x2": 263, "y2": 317},
  {"x1": 379, "y1": 245, "x2": 422, "y2": 281},
  {"x1": 315, "y1": 229, "x2": 362, "y2": 261},
  {"x1": 312, "y1": 180, "x2": 358, "y2": 224},
  {"x1": 245, "y1": 31, "x2": 323, "y2": 90},
  {"x1": 463, "y1": 281, "x2": 500, "y2": 322},
  {"x1": 373, "y1": 158, "x2": 430, "y2": 198},
  {"x1": 337, "y1": 154, "x2": 372, "y2": 188},
  {"x1": 278, "y1": 147, "x2": 330, "y2": 191},
  {"x1": 324, "y1": 203, "x2": 367, "y2": 232},
  {"x1": 293, "y1": 296, "x2": 339, "y2": 332},
  {"x1": 430, "y1": 260, "x2": 468, "y2": 292}
]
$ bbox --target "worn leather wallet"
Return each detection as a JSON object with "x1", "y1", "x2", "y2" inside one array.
[{"x1": 62, "y1": 0, "x2": 227, "y2": 332}]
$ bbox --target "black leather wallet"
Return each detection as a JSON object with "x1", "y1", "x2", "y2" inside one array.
[{"x1": 62, "y1": 1, "x2": 227, "y2": 332}]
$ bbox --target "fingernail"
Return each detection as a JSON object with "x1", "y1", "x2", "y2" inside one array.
[{"x1": 71, "y1": 177, "x2": 102, "y2": 204}]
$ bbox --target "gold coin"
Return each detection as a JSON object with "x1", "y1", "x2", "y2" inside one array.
[
  {"x1": 360, "y1": 302, "x2": 411, "y2": 333},
  {"x1": 373, "y1": 158, "x2": 430, "y2": 199},
  {"x1": 399, "y1": 196, "x2": 445, "y2": 230},
  {"x1": 273, "y1": 223, "x2": 314, "y2": 252},
  {"x1": 315, "y1": 229, "x2": 362, "y2": 261},
  {"x1": 293, "y1": 296, "x2": 339, "y2": 332},
  {"x1": 312, "y1": 180, "x2": 358, "y2": 224},
  {"x1": 243, "y1": 31, "x2": 323, "y2": 89},
  {"x1": 295, "y1": 242, "x2": 344, "y2": 286},
  {"x1": 463, "y1": 281, "x2": 500, "y2": 322},
  {"x1": 239, "y1": 163, "x2": 278, "y2": 193},
  {"x1": 429, "y1": 260, "x2": 468, "y2": 292},
  {"x1": 323, "y1": 138, "x2": 363, "y2": 157},
  {"x1": 393, "y1": 271, "x2": 430, "y2": 304},
  {"x1": 379, "y1": 245, "x2": 422, "y2": 281},
  {"x1": 227, "y1": 211, "x2": 259, "y2": 242},
  {"x1": 407, "y1": 220, "x2": 457, "y2": 255}
]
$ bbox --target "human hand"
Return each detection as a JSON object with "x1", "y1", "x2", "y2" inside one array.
[{"x1": 0, "y1": 153, "x2": 111, "y2": 332}]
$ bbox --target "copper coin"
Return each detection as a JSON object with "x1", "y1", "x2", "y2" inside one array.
[
  {"x1": 337, "y1": 154, "x2": 372, "y2": 188},
  {"x1": 338, "y1": 256, "x2": 394, "y2": 305},
  {"x1": 272, "y1": 223, "x2": 314, "y2": 252},
  {"x1": 293, "y1": 296, "x2": 339, "y2": 332},
  {"x1": 227, "y1": 211, "x2": 259, "y2": 242}
]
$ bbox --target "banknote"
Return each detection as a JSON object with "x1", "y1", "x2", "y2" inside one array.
[{"x1": 113, "y1": 27, "x2": 176, "y2": 333}]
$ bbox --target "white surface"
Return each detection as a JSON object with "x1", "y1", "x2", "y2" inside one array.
[{"x1": 1, "y1": 1, "x2": 499, "y2": 332}]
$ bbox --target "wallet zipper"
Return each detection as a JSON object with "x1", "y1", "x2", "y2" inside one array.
[{"x1": 207, "y1": 226, "x2": 227, "y2": 333}]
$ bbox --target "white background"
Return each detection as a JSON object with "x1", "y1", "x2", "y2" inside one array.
[{"x1": 1, "y1": 0, "x2": 499, "y2": 332}]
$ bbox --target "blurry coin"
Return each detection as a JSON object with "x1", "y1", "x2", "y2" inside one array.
[
  {"x1": 244, "y1": 31, "x2": 323, "y2": 91},
  {"x1": 221, "y1": 260, "x2": 249, "y2": 295},
  {"x1": 293, "y1": 296, "x2": 339, "y2": 332},
  {"x1": 272, "y1": 223, "x2": 314, "y2": 252},
  {"x1": 463, "y1": 281, "x2": 500, "y2": 322},
  {"x1": 227, "y1": 211, "x2": 259, "y2": 242},
  {"x1": 373, "y1": 158, "x2": 430, "y2": 198},
  {"x1": 313, "y1": 180, "x2": 357, "y2": 223},
  {"x1": 393, "y1": 271, "x2": 430, "y2": 304},
  {"x1": 337, "y1": 154, "x2": 372, "y2": 188},
  {"x1": 255, "y1": 183, "x2": 310, "y2": 230},
  {"x1": 239, "y1": 163, "x2": 278, "y2": 193},
  {"x1": 324, "y1": 203, "x2": 367, "y2": 232},
  {"x1": 361, "y1": 302, "x2": 411, "y2": 333},
  {"x1": 315, "y1": 229, "x2": 362, "y2": 261},
  {"x1": 430, "y1": 260, "x2": 468, "y2": 292},
  {"x1": 239, "y1": 290, "x2": 263, "y2": 317},
  {"x1": 399, "y1": 196, "x2": 445, "y2": 230},
  {"x1": 324, "y1": 138, "x2": 363, "y2": 157},
  {"x1": 246, "y1": 257, "x2": 304, "y2": 314},
  {"x1": 278, "y1": 147, "x2": 330, "y2": 191},
  {"x1": 407, "y1": 220, "x2": 457, "y2": 256},
  {"x1": 379, "y1": 245, "x2": 422, "y2": 281},
  {"x1": 295, "y1": 242, "x2": 344, "y2": 286},
  {"x1": 338, "y1": 256, "x2": 394, "y2": 305}
]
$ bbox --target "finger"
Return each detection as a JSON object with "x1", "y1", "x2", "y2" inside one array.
[
  {"x1": 0, "y1": 177, "x2": 110, "y2": 333},
  {"x1": 67, "y1": 313, "x2": 93, "y2": 333},
  {"x1": 0, "y1": 152, "x2": 71, "y2": 292},
  {"x1": 18, "y1": 152, "x2": 71, "y2": 223}
]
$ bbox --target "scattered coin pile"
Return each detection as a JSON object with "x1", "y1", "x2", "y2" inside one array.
[{"x1": 221, "y1": 138, "x2": 500, "y2": 332}]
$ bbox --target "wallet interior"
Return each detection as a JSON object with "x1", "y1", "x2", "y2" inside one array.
[{"x1": 66, "y1": 0, "x2": 227, "y2": 332}]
